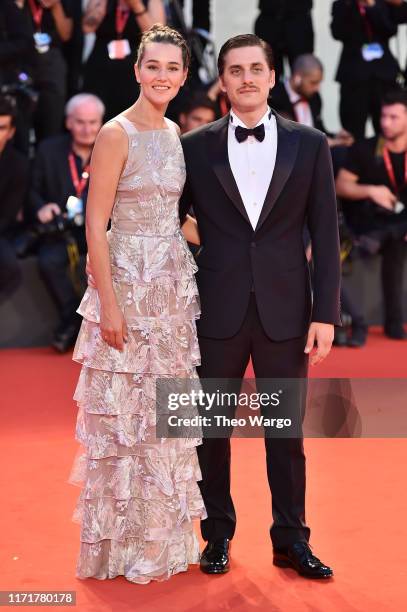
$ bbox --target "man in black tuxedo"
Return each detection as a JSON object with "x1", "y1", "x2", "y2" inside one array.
[{"x1": 179, "y1": 35, "x2": 341, "y2": 579}]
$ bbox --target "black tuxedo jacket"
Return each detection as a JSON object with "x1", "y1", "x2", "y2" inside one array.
[
  {"x1": 269, "y1": 82, "x2": 330, "y2": 136},
  {"x1": 179, "y1": 111, "x2": 341, "y2": 341}
]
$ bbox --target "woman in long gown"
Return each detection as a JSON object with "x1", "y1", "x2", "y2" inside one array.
[{"x1": 68, "y1": 24, "x2": 207, "y2": 584}]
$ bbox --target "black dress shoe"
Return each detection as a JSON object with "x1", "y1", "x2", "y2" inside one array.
[
  {"x1": 384, "y1": 325, "x2": 407, "y2": 340},
  {"x1": 347, "y1": 325, "x2": 368, "y2": 348},
  {"x1": 273, "y1": 541, "x2": 333, "y2": 579},
  {"x1": 333, "y1": 326, "x2": 348, "y2": 347},
  {"x1": 200, "y1": 538, "x2": 230, "y2": 574},
  {"x1": 51, "y1": 322, "x2": 80, "y2": 353}
]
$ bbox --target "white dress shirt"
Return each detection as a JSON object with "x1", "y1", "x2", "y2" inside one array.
[
  {"x1": 228, "y1": 107, "x2": 278, "y2": 230},
  {"x1": 284, "y1": 79, "x2": 314, "y2": 128}
]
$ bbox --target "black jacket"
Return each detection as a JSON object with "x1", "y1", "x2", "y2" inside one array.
[
  {"x1": 179, "y1": 111, "x2": 341, "y2": 341},
  {"x1": 331, "y1": 0, "x2": 399, "y2": 83},
  {"x1": 269, "y1": 81, "x2": 330, "y2": 136}
]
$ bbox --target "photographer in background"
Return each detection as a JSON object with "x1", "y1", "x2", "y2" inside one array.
[
  {"x1": 20, "y1": 0, "x2": 74, "y2": 144},
  {"x1": 30, "y1": 93, "x2": 104, "y2": 352},
  {"x1": 0, "y1": 0, "x2": 35, "y2": 154},
  {"x1": 336, "y1": 90, "x2": 407, "y2": 340},
  {"x1": 0, "y1": 97, "x2": 29, "y2": 306}
]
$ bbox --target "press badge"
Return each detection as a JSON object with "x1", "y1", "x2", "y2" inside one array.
[
  {"x1": 361, "y1": 43, "x2": 384, "y2": 62},
  {"x1": 107, "y1": 39, "x2": 131, "y2": 60},
  {"x1": 66, "y1": 195, "x2": 84, "y2": 220},
  {"x1": 34, "y1": 32, "x2": 51, "y2": 54}
]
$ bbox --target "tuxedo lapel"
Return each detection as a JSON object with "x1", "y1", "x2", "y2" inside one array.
[
  {"x1": 206, "y1": 114, "x2": 252, "y2": 226},
  {"x1": 255, "y1": 111, "x2": 300, "y2": 232}
]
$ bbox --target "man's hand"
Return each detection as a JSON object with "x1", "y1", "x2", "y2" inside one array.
[
  {"x1": 367, "y1": 185, "x2": 397, "y2": 211},
  {"x1": 304, "y1": 322, "x2": 334, "y2": 366},
  {"x1": 37, "y1": 203, "x2": 61, "y2": 223}
]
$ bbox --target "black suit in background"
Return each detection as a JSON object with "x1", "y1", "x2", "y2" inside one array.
[
  {"x1": 179, "y1": 112, "x2": 341, "y2": 546},
  {"x1": 331, "y1": 0, "x2": 400, "y2": 140},
  {"x1": 30, "y1": 134, "x2": 88, "y2": 334},
  {"x1": 254, "y1": 1, "x2": 314, "y2": 80},
  {"x1": 270, "y1": 81, "x2": 330, "y2": 135}
]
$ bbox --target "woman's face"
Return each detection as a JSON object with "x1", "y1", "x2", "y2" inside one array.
[{"x1": 135, "y1": 42, "x2": 187, "y2": 106}]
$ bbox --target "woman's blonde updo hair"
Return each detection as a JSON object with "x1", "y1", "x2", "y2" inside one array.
[{"x1": 136, "y1": 24, "x2": 191, "y2": 70}]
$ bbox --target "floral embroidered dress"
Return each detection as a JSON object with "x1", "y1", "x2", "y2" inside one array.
[{"x1": 68, "y1": 115, "x2": 207, "y2": 584}]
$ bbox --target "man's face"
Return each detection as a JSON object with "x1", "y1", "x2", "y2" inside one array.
[
  {"x1": 180, "y1": 106, "x2": 216, "y2": 133},
  {"x1": 219, "y1": 45, "x2": 275, "y2": 113},
  {"x1": 66, "y1": 101, "x2": 103, "y2": 147},
  {"x1": 0, "y1": 115, "x2": 15, "y2": 152},
  {"x1": 293, "y1": 68, "x2": 323, "y2": 99},
  {"x1": 381, "y1": 103, "x2": 407, "y2": 141}
]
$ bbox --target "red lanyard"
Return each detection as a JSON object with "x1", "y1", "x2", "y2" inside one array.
[
  {"x1": 28, "y1": 0, "x2": 43, "y2": 31},
  {"x1": 357, "y1": 1, "x2": 373, "y2": 41},
  {"x1": 68, "y1": 153, "x2": 90, "y2": 199},
  {"x1": 383, "y1": 147, "x2": 407, "y2": 196},
  {"x1": 116, "y1": 0, "x2": 130, "y2": 38}
]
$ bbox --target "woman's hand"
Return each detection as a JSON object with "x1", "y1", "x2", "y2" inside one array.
[{"x1": 100, "y1": 303, "x2": 128, "y2": 351}]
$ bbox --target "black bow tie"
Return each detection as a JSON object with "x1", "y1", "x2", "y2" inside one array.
[{"x1": 234, "y1": 123, "x2": 265, "y2": 143}]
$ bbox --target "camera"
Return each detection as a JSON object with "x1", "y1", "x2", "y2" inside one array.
[
  {"x1": 0, "y1": 72, "x2": 39, "y2": 110},
  {"x1": 14, "y1": 213, "x2": 84, "y2": 259}
]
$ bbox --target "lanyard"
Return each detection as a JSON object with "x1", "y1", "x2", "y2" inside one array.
[
  {"x1": 383, "y1": 147, "x2": 407, "y2": 196},
  {"x1": 68, "y1": 153, "x2": 90, "y2": 198},
  {"x1": 116, "y1": 0, "x2": 130, "y2": 38},
  {"x1": 28, "y1": 0, "x2": 43, "y2": 31},
  {"x1": 357, "y1": 1, "x2": 373, "y2": 41}
]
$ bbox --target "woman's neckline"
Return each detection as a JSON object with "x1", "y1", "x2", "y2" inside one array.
[{"x1": 118, "y1": 114, "x2": 171, "y2": 133}]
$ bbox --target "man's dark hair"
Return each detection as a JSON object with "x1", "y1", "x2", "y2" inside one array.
[
  {"x1": 0, "y1": 96, "x2": 17, "y2": 126},
  {"x1": 181, "y1": 93, "x2": 217, "y2": 116},
  {"x1": 217, "y1": 34, "x2": 274, "y2": 76},
  {"x1": 382, "y1": 89, "x2": 407, "y2": 110}
]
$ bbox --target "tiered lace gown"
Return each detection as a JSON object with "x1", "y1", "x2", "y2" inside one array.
[{"x1": 68, "y1": 115, "x2": 207, "y2": 584}]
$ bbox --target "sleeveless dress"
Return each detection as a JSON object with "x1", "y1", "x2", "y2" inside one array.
[{"x1": 68, "y1": 115, "x2": 207, "y2": 584}]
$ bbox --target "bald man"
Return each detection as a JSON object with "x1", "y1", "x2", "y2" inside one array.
[{"x1": 271, "y1": 54, "x2": 353, "y2": 148}]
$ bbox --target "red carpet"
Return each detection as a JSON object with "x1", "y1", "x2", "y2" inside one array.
[{"x1": 1, "y1": 328, "x2": 407, "y2": 611}]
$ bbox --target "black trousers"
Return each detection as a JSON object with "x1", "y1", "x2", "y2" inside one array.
[
  {"x1": 37, "y1": 235, "x2": 86, "y2": 332},
  {"x1": 381, "y1": 237, "x2": 407, "y2": 330},
  {"x1": 0, "y1": 237, "x2": 21, "y2": 306},
  {"x1": 339, "y1": 79, "x2": 396, "y2": 140},
  {"x1": 196, "y1": 293, "x2": 310, "y2": 548}
]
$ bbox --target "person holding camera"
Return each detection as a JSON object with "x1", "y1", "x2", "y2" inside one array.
[
  {"x1": 29, "y1": 93, "x2": 104, "y2": 352},
  {"x1": 336, "y1": 89, "x2": 407, "y2": 339},
  {"x1": 0, "y1": 97, "x2": 29, "y2": 306}
]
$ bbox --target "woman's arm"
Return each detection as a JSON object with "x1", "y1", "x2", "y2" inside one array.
[
  {"x1": 85, "y1": 122, "x2": 128, "y2": 350},
  {"x1": 181, "y1": 214, "x2": 200, "y2": 245},
  {"x1": 127, "y1": 0, "x2": 166, "y2": 30},
  {"x1": 42, "y1": 0, "x2": 73, "y2": 42}
]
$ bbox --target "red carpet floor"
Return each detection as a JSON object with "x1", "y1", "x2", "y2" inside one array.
[{"x1": 1, "y1": 327, "x2": 407, "y2": 611}]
